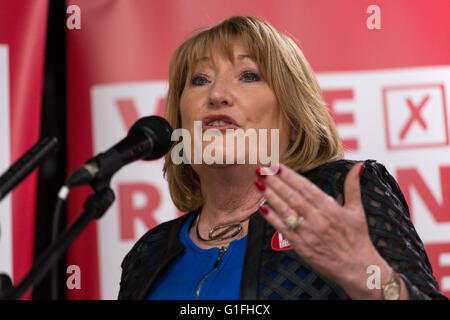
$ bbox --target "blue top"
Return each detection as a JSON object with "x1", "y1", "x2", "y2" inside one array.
[{"x1": 147, "y1": 213, "x2": 248, "y2": 300}]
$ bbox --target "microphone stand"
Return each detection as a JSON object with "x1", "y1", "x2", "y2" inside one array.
[
  {"x1": 0, "y1": 137, "x2": 59, "y2": 298},
  {"x1": 0, "y1": 178, "x2": 115, "y2": 300},
  {"x1": 0, "y1": 137, "x2": 59, "y2": 201}
]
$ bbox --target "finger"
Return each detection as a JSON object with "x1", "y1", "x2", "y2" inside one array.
[
  {"x1": 257, "y1": 173, "x2": 314, "y2": 218},
  {"x1": 279, "y1": 163, "x2": 326, "y2": 201},
  {"x1": 259, "y1": 204, "x2": 302, "y2": 242},
  {"x1": 255, "y1": 179, "x2": 305, "y2": 220},
  {"x1": 258, "y1": 163, "x2": 329, "y2": 209},
  {"x1": 343, "y1": 161, "x2": 365, "y2": 210}
]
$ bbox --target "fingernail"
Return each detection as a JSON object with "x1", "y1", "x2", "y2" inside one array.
[
  {"x1": 255, "y1": 167, "x2": 266, "y2": 179},
  {"x1": 254, "y1": 178, "x2": 266, "y2": 191},
  {"x1": 270, "y1": 164, "x2": 282, "y2": 175},
  {"x1": 275, "y1": 165, "x2": 282, "y2": 175},
  {"x1": 259, "y1": 205, "x2": 269, "y2": 215},
  {"x1": 359, "y1": 162, "x2": 365, "y2": 178}
]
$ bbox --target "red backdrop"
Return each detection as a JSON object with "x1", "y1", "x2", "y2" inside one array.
[
  {"x1": 0, "y1": 0, "x2": 48, "y2": 299},
  {"x1": 59, "y1": 0, "x2": 450, "y2": 299}
]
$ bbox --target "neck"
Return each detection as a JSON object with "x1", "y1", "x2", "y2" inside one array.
[
  {"x1": 198, "y1": 164, "x2": 264, "y2": 226},
  {"x1": 189, "y1": 164, "x2": 264, "y2": 248}
]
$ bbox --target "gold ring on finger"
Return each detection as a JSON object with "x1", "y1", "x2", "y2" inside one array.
[{"x1": 285, "y1": 215, "x2": 304, "y2": 230}]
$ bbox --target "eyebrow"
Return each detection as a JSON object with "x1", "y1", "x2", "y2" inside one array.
[
  {"x1": 236, "y1": 54, "x2": 252, "y2": 60},
  {"x1": 197, "y1": 54, "x2": 253, "y2": 63}
]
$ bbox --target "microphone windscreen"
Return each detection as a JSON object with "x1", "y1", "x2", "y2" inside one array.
[{"x1": 129, "y1": 116, "x2": 173, "y2": 160}]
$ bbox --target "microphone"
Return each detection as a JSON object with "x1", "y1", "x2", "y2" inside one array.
[{"x1": 67, "y1": 116, "x2": 173, "y2": 187}]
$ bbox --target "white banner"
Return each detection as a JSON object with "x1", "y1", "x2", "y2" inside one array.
[
  {"x1": 91, "y1": 81, "x2": 180, "y2": 299},
  {"x1": 318, "y1": 66, "x2": 450, "y2": 292},
  {"x1": 88, "y1": 66, "x2": 450, "y2": 298},
  {"x1": 0, "y1": 45, "x2": 12, "y2": 278}
]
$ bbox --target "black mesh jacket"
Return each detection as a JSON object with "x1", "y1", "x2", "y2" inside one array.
[{"x1": 118, "y1": 160, "x2": 447, "y2": 300}]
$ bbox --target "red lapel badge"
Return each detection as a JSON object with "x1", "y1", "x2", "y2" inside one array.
[{"x1": 271, "y1": 231, "x2": 292, "y2": 251}]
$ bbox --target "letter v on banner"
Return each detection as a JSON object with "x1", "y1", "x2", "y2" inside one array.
[{"x1": 116, "y1": 97, "x2": 166, "y2": 131}]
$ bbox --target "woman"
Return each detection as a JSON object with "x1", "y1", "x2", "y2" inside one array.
[{"x1": 118, "y1": 16, "x2": 446, "y2": 300}]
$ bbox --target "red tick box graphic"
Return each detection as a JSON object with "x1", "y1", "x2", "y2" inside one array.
[{"x1": 383, "y1": 84, "x2": 448, "y2": 150}]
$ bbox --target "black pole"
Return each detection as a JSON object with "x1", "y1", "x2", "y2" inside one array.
[
  {"x1": 33, "y1": 0, "x2": 67, "y2": 300},
  {"x1": 1, "y1": 188, "x2": 115, "y2": 300},
  {"x1": 0, "y1": 275, "x2": 13, "y2": 296}
]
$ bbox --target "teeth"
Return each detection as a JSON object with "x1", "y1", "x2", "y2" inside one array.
[{"x1": 208, "y1": 120, "x2": 231, "y2": 126}]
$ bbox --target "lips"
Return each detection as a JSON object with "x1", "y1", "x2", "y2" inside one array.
[{"x1": 202, "y1": 114, "x2": 240, "y2": 130}]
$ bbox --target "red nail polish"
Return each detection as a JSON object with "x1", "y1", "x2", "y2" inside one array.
[
  {"x1": 254, "y1": 178, "x2": 266, "y2": 191},
  {"x1": 272, "y1": 164, "x2": 281, "y2": 175},
  {"x1": 259, "y1": 205, "x2": 269, "y2": 215},
  {"x1": 359, "y1": 162, "x2": 365, "y2": 178},
  {"x1": 255, "y1": 167, "x2": 266, "y2": 178},
  {"x1": 276, "y1": 166, "x2": 282, "y2": 175}
]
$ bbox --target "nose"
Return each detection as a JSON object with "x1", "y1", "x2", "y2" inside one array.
[{"x1": 208, "y1": 75, "x2": 234, "y2": 108}]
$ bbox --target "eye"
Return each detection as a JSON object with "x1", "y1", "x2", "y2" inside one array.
[
  {"x1": 190, "y1": 74, "x2": 210, "y2": 86},
  {"x1": 240, "y1": 71, "x2": 260, "y2": 82}
]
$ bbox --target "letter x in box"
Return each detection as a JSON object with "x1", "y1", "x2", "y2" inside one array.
[{"x1": 382, "y1": 84, "x2": 448, "y2": 150}]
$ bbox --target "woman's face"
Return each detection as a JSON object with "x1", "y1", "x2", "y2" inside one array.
[{"x1": 179, "y1": 38, "x2": 291, "y2": 170}]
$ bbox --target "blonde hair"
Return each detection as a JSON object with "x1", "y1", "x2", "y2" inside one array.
[{"x1": 163, "y1": 15, "x2": 343, "y2": 212}]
